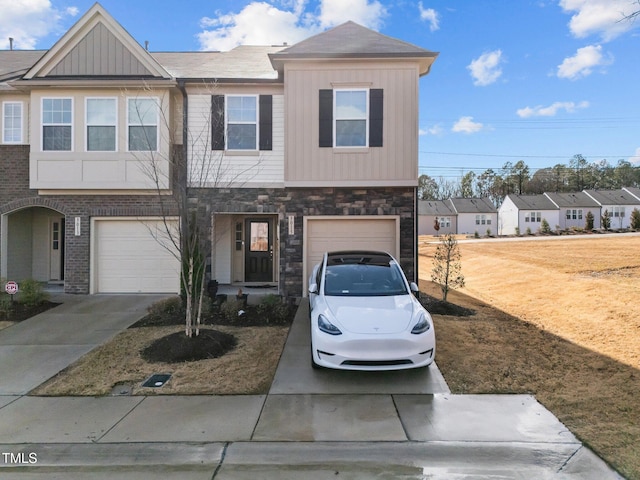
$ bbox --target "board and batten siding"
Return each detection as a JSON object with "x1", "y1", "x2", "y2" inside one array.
[
  {"x1": 187, "y1": 93, "x2": 284, "y2": 187},
  {"x1": 283, "y1": 62, "x2": 420, "y2": 187}
]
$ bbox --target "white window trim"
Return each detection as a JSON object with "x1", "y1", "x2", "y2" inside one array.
[
  {"x1": 41, "y1": 97, "x2": 73, "y2": 152},
  {"x1": 85, "y1": 97, "x2": 118, "y2": 152},
  {"x1": 2, "y1": 101, "x2": 23, "y2": 144},
  {"x1": 333, "y1": 88, "x2": 369, "y2": 148},
  {"x1": 126, "y1": 97, "x2": 159, "y2": 152},
  {"x1": 225, "y1": 94, "x2": 259, "y2": 151}
]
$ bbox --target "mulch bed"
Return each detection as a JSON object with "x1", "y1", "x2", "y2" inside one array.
[
  {"x1": 0, "y1": 301, "x2": 61, "y2": 322},
  {"x1": 419, "y1": 293, "x2": 476, "y2": 317},
  {"x1": 140, "y1": 328, "x2": 238, "y2": 363}
]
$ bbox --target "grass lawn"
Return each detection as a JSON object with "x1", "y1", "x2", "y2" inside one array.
[{"x1": 420, "y1": 234, "x2": 640, "y2": 480}]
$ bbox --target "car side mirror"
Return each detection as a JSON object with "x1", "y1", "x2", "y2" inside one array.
[
  {"x1": 309, "y1": 283, "x2": 318, "y2": 294},
  {"x1": 410, "y1": 282, "x2": 420, "y2": 298}
]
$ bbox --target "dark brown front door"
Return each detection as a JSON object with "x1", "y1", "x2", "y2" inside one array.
[{"x1": 245, "y1": 219, "x2": 273, "y2": 282}]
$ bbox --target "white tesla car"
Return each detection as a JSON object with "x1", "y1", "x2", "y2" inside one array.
[{"x1": 308, "y1": 251, "x2": 435, "y2": 371}]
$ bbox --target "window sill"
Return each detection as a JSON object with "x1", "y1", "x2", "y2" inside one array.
[
  {"x1": 224, "y1": 150, "x2": 260, "y2": 157},
  {"x1": 332, "y1": 147, "x2": 370, "y2": 154}
]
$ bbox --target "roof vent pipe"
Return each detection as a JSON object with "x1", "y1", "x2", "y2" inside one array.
[
  {"x1": 9, "y1": 37, "x2": 13, "y2": 50},
  {"x1": 145, "y1": 40, "x2": 149, "y2": 51}
]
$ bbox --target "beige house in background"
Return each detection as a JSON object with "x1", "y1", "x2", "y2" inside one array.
[{"x1": 0, "y1": 3, "x2": 438, "y2": 299}]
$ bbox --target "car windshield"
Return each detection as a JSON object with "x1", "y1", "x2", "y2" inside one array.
[{"x1": 324, "y1": 259, "x2": 408, "y2": 297}]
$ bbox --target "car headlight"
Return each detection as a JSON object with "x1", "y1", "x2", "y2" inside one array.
[
  {"x1": 318, "y1": 314, "x2": 342, "y2": 335},
  {"x1": 411, "y1": 311, "x2": 431, "y2": 335}
]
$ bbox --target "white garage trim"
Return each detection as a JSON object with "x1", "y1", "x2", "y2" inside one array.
[
  {"x1": 303, "y1": 215, "x2": 400, "y2": 297},
  {"x1": 90, "y1": 217, "x2": 180, "y2": 294}
]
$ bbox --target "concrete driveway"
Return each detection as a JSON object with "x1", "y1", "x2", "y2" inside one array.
[{"x1": 0, "y1": 295, "x2": 624, "y2": 479}]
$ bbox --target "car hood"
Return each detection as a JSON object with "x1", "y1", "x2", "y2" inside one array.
[{"x1": 324, "y1": 295, "x2": 415, "y2": 334}]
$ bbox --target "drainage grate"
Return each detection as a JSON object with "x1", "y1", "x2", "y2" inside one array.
[{"x1": 142, "y1": 373, "x2": 171, "y2": 388}]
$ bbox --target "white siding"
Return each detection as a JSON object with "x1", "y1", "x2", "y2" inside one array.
[
  {"x1": 187, "y1": 94, "x2": 284, "y2": 187},
  {"x1": 498, "y1": 196, "x2": 519, "y2": 235}
]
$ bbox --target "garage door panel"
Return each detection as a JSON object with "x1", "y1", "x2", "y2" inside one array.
[
  {"x1": 94, "y1": 219, "x2": 180, "y2": 293},
  {"x1": 305, "y1": 217, "x2": 398, "y2": 294}
]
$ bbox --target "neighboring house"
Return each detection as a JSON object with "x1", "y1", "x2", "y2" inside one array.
[
  {"x1": 624, "y1": 187, "x2": 640, "y2": 201},
  {"x1": 544, "y1": 191, "x2": 601, "y2": 230},
  {"x1": 584, "y1": 189, "x2": 640, "y2": 230},
  {"x1": 448, "y1": 197, "x2": 497, "y2": 236},
  {"x1": 418, "y1": 200, "x2": 456, "y2": 236},
  {"x1": 0, "y1": 3, "x2": 438, "y2": 299},
  {"x1": 499, "y1": 194, "x2": 559, "y2": 236}
]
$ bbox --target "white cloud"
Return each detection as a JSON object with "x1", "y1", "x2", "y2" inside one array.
[
  {"x1": 630, "y1": 147, "x2": 640, "y2": 165},
  {"x1": 418, "y1": 3, "x2": 440, "y2": 32},
  {"x1": 198, "y1": 0, "x2": 387, "y2": 51},
  {"x1": 452, "y1": 116, "x2": 484, "y2": 134},
  {"x1": 467, "y1": 50, "x2": 503, "y2": 86},
  {"x1": 556, "y1": 44, "x2": 612, "y2": 80},
  {"x1": 318, "y1": 0, "x2": 387, "y2": 30},
  {"x1": 420, "y1": 124, "x2": 444, "y2": 136},
  {"x1": 0, "y1": 0, "x2": 78, "y2": 49},
  {"x1": 516, "y1": 100, "x2": 589, "y2": 118},
  {"x1": 559, "y1": 0, "x2": 638, "y2": 42}
]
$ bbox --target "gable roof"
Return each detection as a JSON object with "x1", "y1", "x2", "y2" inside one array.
[
  {"x1": 584, "y1": 189, "x2": 640, "y2": 206},
  {"x1": 418, "y1": 200, "x2": 455, "y2": 216},
  {"x1": 624, "y1": 187, "x2": 640, "y2": 201},
  {"x1": 505, "y1": 194, "x2": 558, "y2": 210},
  {"x1": 448, "y1": 197, "x2": 496, "y2": 214},
  {"x1": 153, "y1": 46, "x2": 284, "y2": 81},
  {"x1": 269, "y1": 21, "x2": 438, "y2": 75},
  {"x1": 544, "y1": 191, "x2": 600, "y2": 208},
  {"x1": 21, "y1": 2, "x2": 170, "y2": 81}
]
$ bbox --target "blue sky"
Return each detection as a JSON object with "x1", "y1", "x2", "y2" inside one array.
[{"x1": 2, "y1": 0, "x2": 639, "y2": 179}]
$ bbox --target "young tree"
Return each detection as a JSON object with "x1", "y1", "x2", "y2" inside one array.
[
  {"x1": 130, "y1": 84, "x2": 262, "y2": 337},
  {"x1": 585, "y1": 211, "x2": 594, "y2": 230},
  {"x1": 540, "y1": 218, "x2": 551, "y2": 234},
  {"x1": 431, "y1": 233, "x2": 465, "y2": 302},
  {"x1": 601, "y1": 210, "x2": 611, "y2": 231},
  {"x1": 630, "y1": 208, "x2": 640, "y2": 230}
]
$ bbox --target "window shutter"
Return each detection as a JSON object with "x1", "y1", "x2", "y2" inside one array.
[
  {"x1": 259, "y1": 95, "x2": 272, "y2": 151},
  {"x1": 318, "y1": 89, "x2": 333, "y2": 148},
  {"x1": 369, "y1": 89, "x2": 383, "y2": 147},
  {"x1": 211, "y1": 95, "x2": 225, "y2": 150}
]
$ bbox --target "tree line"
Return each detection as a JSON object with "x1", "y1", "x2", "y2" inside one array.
[{"x1": 419, "y1": 155, "x2": 640, "y2": 206}]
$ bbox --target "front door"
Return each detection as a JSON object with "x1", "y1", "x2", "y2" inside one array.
[
  {"x1": 245, "y1": 219, "x2": 273, "y2": 282},
  {"x1": 49, "y1": 217, "x2": 65, "y2": 281}
]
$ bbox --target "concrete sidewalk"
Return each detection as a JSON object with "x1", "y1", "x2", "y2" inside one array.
[{"x1": 0, "y1": 295, "x2": 624, "y2": 479}]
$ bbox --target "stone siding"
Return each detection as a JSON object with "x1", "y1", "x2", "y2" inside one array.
[{"x1": 194, "y1": 186, "x2": 417, "y2": 299}]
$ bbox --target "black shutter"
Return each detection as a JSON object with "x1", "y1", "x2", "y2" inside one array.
[
  {"x1": 259, "y1": 95, "x2": 272, "y2": 151},
  {"x1": 319, "y1": 89, "x2": 333, "y2": 148},
  {"x1": 369, "y1": 89, "x2": 383, "y2": 147},
  {"x1": 211, "y1": 95, "x2": 225, "y2": 151}
]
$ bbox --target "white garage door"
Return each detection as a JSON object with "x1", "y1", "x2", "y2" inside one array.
[
  {"x1": 93, "y1": 219, "x2": 180, "y2": 293},
  {"x1": 304, "y1": 216, "x2": 399, "y2": 289}
]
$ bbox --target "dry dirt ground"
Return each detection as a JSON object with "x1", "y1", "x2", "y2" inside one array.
[{"x1": 419, "y1": 234, "x2": 640, "y2": 480}]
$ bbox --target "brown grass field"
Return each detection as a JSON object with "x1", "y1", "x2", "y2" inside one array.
[{"x1": 419, "y1": 234, "x2": 640, "y2": 480}]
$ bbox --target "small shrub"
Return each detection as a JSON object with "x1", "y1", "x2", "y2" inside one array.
[
  {"x1": 486, "y1": 228, "x2": 492, "y2": 237},
  {"x1": 515, "y1": 227, "x2": 520, "y2": 236},
  {"x1": 526, "y1": 227, "x2": 532, "y2": 235},
  {"x1": 540, "y1": 218, "x2": 551, "y2": 234},
  {"x1": 220, "y1": 299, "x2": 243, "y2": 323},
  {"x1": 0, "y1": 297, "x2": 12, "y2": 320},
  {"x1": 18, "y1": 279, "x2": 49, "y2": 308},
  {"x1": 474, "y1": 231, "x2": 480, "y2": 239},
  {"x1": 147, "y1": 296, "x2": 184, "y2": 317},
  {"x1": 257, "y1": 294, "x2": 291, "y2": 324},
  {"x1": 585, "y1": 211, "x2": 595, "y2": 230}
]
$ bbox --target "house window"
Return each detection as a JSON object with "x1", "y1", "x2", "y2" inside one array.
[
  {"x1": 226, "y1": 95, "x2": 257, "y2": 150},
  {"x1": 612, "y1": 206, "x2": 625, "y2": 218},
  {"x1": 86, "y1": 98, "x2": 116, "y2": 151},
  {"x1": 566, "y1": 209, "x2": 583, "y2": 220},
  {"x1": 319, "y1": 88, "x2": 383, "y2": 148},
  {"x1": 525, "y1": 211, "x2": 541, "y2": 223},
  {"x1": 128, "y1": 98, "x2": 158, "y2": 151},
  {"x1": 475, "y1": 215, "x2": 488, "y2": 225},
  {"x1": 439, "y1": 217, "x2": 451, "y2": 228},
  {"x1": 211, "y1": 95, "x2": 272, "y2": 151},
  {"x1": 334, "y1": 89, "x2": 368, "y2": 147},
  {"x1": 3, "y1": 101, "x2": 22, "y2": 143},
  {"x1": 42, "y1": 98, "x2": 72, "y2": 151}
]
